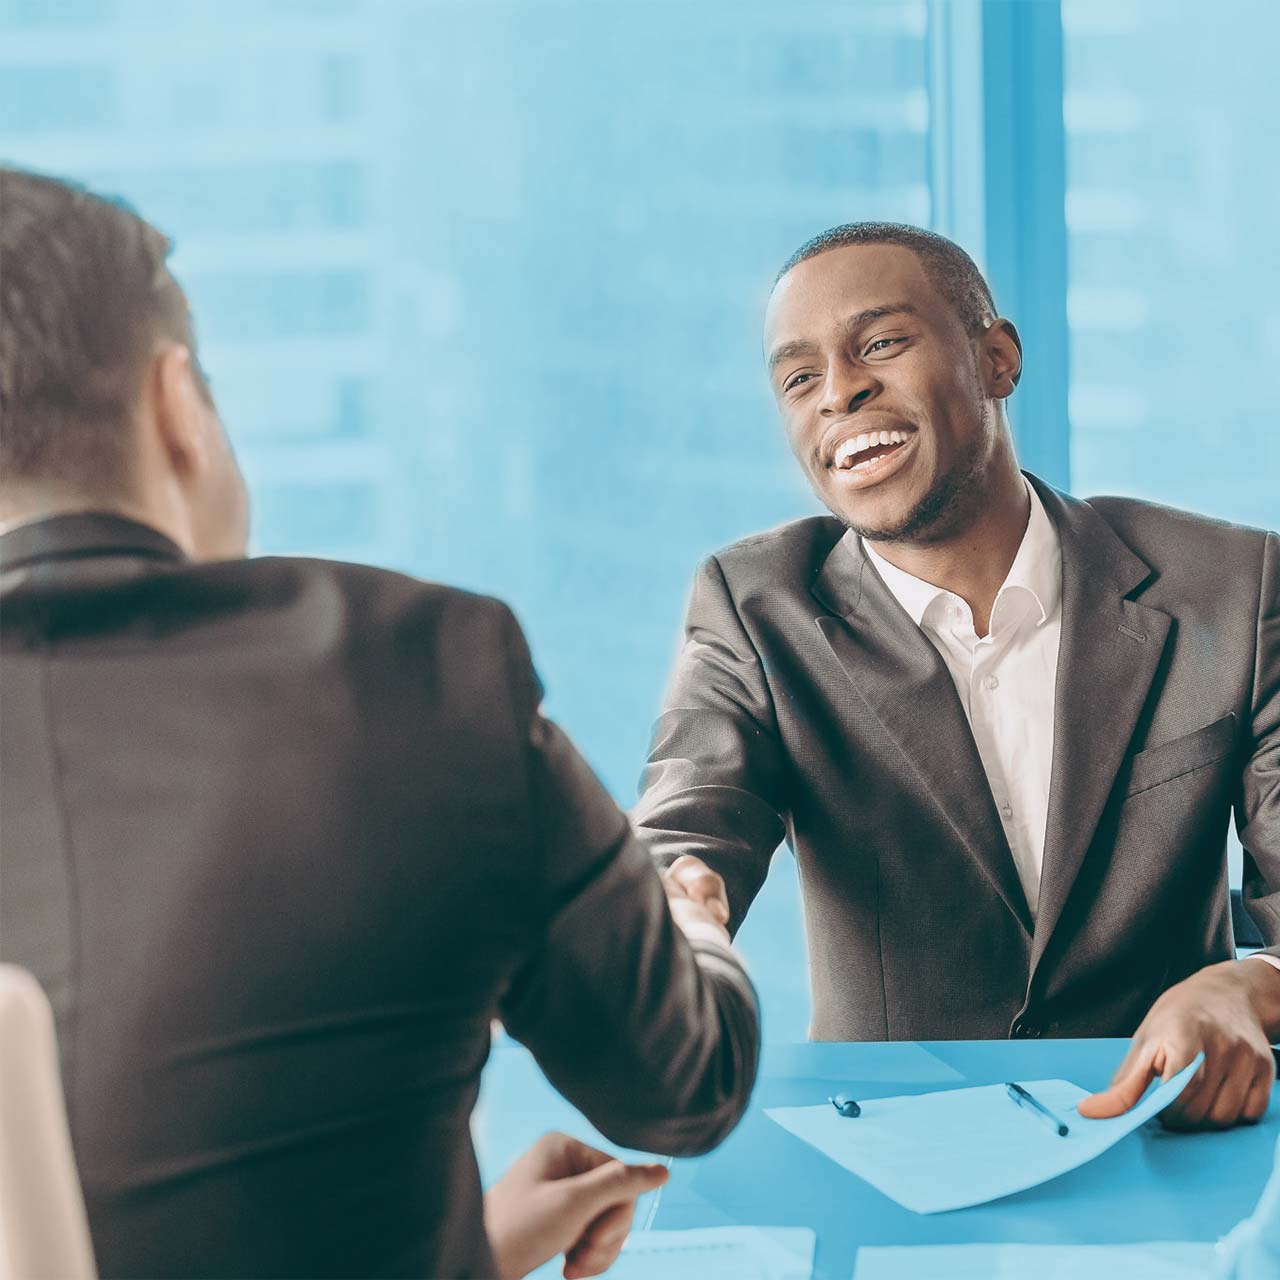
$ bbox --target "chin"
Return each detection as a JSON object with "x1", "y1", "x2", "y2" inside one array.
[{"x1": 828, "y1": 487, "x2": 926, "y2": 542}]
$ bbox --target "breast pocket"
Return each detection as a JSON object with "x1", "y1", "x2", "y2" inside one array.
[{"x1": 1124, "y1": 712, "x2": 1237, "y2": 798}]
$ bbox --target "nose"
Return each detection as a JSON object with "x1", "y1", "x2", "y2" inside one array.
[{"x1": 819, "y1": 357, "x2": 880, "y2": 416}]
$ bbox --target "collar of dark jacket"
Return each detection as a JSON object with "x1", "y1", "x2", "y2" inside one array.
[{"x1": 0, "y1": 512, "x2": 186, "y2": 574}]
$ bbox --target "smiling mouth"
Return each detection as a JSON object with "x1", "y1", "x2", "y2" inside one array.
[{"x1": 832, "y1": 428, "x2": 913, "y2": 473}]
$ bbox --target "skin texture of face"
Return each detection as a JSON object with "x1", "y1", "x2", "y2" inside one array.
[{"x1": 764, "y1": 243, "x2": 1021, "y2": 544}]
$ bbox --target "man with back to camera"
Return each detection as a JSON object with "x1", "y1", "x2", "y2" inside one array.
[
  {"x1": 0, "y1": 167, "x2": 756, "y2": 1279},
  {"x1": 639, "y1": 222, "x2": 1280, "y2": 1130}
]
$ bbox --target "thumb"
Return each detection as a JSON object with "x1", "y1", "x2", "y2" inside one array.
[
  {"x1": 1077, "y1": 1041, "x2": 1160, "y2": 1119},
  {"x1": 559, "y1": 1160, "x2": 668, "y2": 1226}
]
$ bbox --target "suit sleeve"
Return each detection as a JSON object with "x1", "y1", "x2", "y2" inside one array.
[
  {"x1": 1238, "y1": 530, "x2": 1280, "y2": 956},
  {"x1": 495, "y1": 607, "x2": 759, "y2": 1157},
  {"x1": 632, "y1": 554, "x2": 790, "y2": 935}
]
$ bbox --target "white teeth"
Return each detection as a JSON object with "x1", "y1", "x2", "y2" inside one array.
[{"x1": 834, "y1": 428, "x2": 912, "y2": 470}]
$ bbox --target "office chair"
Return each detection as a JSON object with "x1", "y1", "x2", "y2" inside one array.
[{"x1": 0, "y1": 965, "x2": 97, "y2": 1280}]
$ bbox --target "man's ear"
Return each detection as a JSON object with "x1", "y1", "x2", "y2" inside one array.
[
  {"x1": 982, "y1": 319, "x2": 1023, "y2": 396},
  {"x1": 150, "y1": 343, "x2": 210, "y2": 479}
]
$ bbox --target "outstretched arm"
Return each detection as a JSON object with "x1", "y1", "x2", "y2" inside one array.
[{"x1": 634, "y1": 554, "x2": 791, "y2": 935}]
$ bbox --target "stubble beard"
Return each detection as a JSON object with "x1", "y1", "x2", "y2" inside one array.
[{"x1": 833, "y1": 434, "x2": 990, "y2": 546}]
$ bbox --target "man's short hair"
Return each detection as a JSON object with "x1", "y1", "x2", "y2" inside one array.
[
  {"x1": 776, "y1": 222, "x2": 996, "y2": 336},
  {"x1": 0, "y1": 167, "x2": 204, "y2": 491}
]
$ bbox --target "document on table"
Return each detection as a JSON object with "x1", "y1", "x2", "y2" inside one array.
[
  {"x1": 851, "y1": 1242, "x2": 1218, "y2": 1279},
  {"x1": 766, "y1": 1054, "x2": 1201, "y2": 1214},
  {"x1": 526, "y1": 1227, "x2": 815, "y2": 1280}
]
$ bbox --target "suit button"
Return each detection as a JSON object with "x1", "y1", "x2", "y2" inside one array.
[{"x1": 1012, "y1": 1021, "x2": 1041, "y2": 1039}]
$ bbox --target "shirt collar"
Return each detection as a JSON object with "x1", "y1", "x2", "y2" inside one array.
[
  {"x1": 997, "y1": 478, "x2": 1061, "y2": 627},
  {"x1": 0, "y1": 512, "x2": 185, "y2": 574},
  {"x1": 861, "y1": 477, "x2": 1062, "y2": 630}
]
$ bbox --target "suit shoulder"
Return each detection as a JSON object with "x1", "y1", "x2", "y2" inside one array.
[
  {"x1": 1084, "y1": 494, "x2": 1271, "y2": 559},
  {"x1": 251, "y1": 554, "x2": 509, "y2": 616},
  {"x1": 706, "y1": 515, "x2": 845, "y2": 583},
  {"x1": 245, "y1": 555, "x2": 523, "y2": 661}
]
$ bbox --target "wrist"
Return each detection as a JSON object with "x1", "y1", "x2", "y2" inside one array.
[
  {"x1": 1236, "y1": 956, "x2": 1280, "y2": 1039},
  {"x1": 483, "y1": 1190, "x2": 530, "y2": 1280}
]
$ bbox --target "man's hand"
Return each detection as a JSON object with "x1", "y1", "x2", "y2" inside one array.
[
  {"x1": 1078, "y1": 960, "x2": 1278, "y2": 1129},
  {"x1": 660, "y1": 854, "x2": 732, "y2": 946},
  {"x1": 484, "y1": 1131, "x2": 668, "y2": 1280}
]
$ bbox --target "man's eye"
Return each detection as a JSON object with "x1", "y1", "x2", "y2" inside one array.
[
  {"x1": 865, "y1": 337, "x2": 904, "y2": 355},
  {"x1": 784, "y1": 372, "x2": 816, "y2": 392}
]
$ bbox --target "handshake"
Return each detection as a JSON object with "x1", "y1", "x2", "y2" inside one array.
[
  {"x1": 659, "y1": 854, "x2": 733, "y2": 947},
  {"x1": 484, "y1": 854, "x2": 736, "y2": 1280}
]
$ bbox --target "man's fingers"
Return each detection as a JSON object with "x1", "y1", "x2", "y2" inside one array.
[
  {"x1": 562, "y1": 1202, "x2": 634, "y2": 1280},
  {"x1": 1243, "y1": 1064, "x2": 1274, "y2": 1123},
  {"x1": 1161, "y1": 1066, "x2": 1227, "y2": 1129},
  {"x1": 1077, "y1": 1040, "x2": 1162, "y2": 1118},
  {"x1": 1200, "y1": 1068, "x2": 1250, "y2": 1129},
  {"x1": 666, "y1": 856, "x2": 730, "y2": 923},
  {"x1": 1175, "y1": 1050, "x2": 1274, "y2": 1129},
  {"x1": 545, "y1": 1132, "x2": 613, "y2": 1178},
  {"x1": 568, "y1": 1159, "x2": 668, "y2": 1221}
]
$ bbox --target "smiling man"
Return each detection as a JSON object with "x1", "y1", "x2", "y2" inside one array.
[{"x1": 636, "y1": 222, "x2": 1280, "y2": 1129}]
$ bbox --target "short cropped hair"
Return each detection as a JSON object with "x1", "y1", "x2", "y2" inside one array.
[
  {"x1": 777, "y1": 222, "x2": 996, "y2": 335},
  {"x1": 0, "y1": 167, "x2": 204, "y2": 491}
]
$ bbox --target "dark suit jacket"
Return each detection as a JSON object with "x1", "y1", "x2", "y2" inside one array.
[
  {"x1": 635, "y1": 475, "x2": 1280, "y2": 1042},
  {"x1": 0, "y1": 514, "x2": 758, "y2": 1280}
]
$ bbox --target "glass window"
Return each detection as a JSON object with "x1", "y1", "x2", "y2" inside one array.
[
  {"x1": 1063, "y1": 0, "x2": 1279, "y2": 531},
  {"x1": 0, "y1": 1, "x2": 933, "y2": 1038},
  {"x1": 1063, "y1": 0, "x2": 1279, "y2": 892}
]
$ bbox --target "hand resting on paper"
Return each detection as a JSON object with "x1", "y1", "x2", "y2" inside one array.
[{"x1": 1078, "y1": 959, "x2": 1278, "y2": 1130}]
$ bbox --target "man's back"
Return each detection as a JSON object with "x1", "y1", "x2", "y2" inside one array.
[{"x1": 1, "y1": 514, "x2": 758, "y2": 1278}]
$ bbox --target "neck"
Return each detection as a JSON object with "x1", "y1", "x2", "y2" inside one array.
[{"x1": 866, "y1": 465, "x2": 1030, "y2": 637}]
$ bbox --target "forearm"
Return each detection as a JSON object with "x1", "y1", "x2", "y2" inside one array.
[{"x1": 500, "y1": 828, "x2": 760, "y2": 1156}]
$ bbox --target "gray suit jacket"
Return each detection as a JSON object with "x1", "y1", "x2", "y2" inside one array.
[
  {"x1": 635, "y1": 475, "x2": 1280, "y2": 1042},
  {"x1": 0, "y1": 514, "x2": 758, "y2": 1279}
]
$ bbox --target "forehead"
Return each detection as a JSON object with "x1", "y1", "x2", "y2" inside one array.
[{"x1": 764, "y1": 243, "x2": 943, "y2": 348}]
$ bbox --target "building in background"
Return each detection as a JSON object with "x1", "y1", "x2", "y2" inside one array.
[
  {"x1": 2, "y1": 0, "x2": 1273, "y2": 1037},
  {"x1": 1063, "y1": 0, "x2": 1279, "y2": 529}
]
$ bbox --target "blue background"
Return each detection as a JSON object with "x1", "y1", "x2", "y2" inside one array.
[{"x1": 2, "y1": 0, "x2": 1274, "y2": 1042}]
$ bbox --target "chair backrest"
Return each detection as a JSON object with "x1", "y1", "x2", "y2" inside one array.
[{"x1": 0, "y1": 965, "x2": 96, "y2": 1280}]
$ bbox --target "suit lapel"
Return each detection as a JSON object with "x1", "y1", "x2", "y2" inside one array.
[
  {"x1": 812, "y1": 535, "x2": 1034, "y2": 937},
  {"x1": 1029, "y1": 481, "x2": 1172, "y2": 972}
]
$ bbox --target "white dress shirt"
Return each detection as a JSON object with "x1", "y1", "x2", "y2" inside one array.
[
  {"x1": 861, "y1": 479, "x2": 1061, "y2": 919},
  {"x1": 861, "y1": 483, "x2": 1280, "y2": 978}
]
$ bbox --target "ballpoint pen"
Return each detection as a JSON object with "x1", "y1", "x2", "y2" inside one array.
[{"x1": 1005, "y1": 1082, "x2": 1070, "y2": 1137}]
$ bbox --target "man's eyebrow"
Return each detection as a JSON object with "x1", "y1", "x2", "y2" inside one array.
[
  {"x1": 767, "y1": 303, "x2": 919, "y2": 371},
  {"x1": 842, "y1": 303, "x2": 918, "y2": 337},
  {"x1": 767, "y1": 338, "x2": 819, "y2": 371}
]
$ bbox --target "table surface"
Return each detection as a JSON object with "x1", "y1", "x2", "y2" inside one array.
[{"x1": 475, "y1": 1038, "x2": 1280, "y2": 1280}]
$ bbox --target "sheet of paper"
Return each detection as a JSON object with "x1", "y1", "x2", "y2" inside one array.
[
  {"x1": 766, "y1": 1054, "x2": 1202, "y2": 1214},
  {"x1": 852, "y1": 1242, "x2": 1218, "y2": 1279},
  {"x1": 762, "y1": 1041, "x2": 964, "y2": 1083},
  {"x1": 526, "y1": 1227, "x2": 815, "y2": 1280}
]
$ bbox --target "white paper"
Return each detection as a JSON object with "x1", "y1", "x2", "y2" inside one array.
[
  {"x1": 526, "y1": 1226, "x2": 815, "y2": 1280},
  {"x1": 852, "y1": 1242, "x2": 1218, "y2": 1279},
  {"x1": 766, "y1": 1054, "x2": 1202, "y2": 1213}
]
